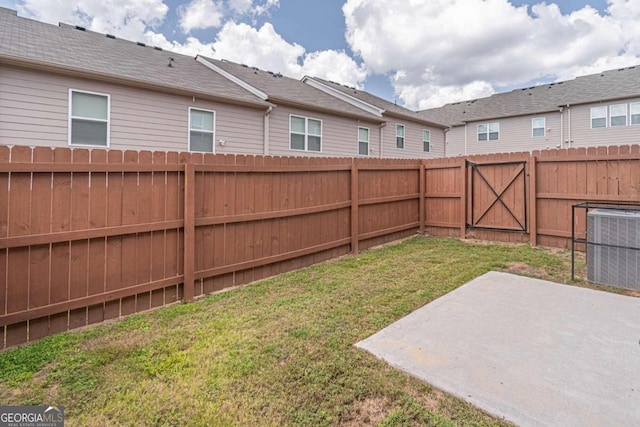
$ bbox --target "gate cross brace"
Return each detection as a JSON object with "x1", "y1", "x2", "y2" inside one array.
[{"x1": 474, "y1": 163, "x2": 526, "y2": 230}]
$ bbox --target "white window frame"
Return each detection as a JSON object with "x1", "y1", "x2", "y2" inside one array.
[
  {"x1": 477, "y1": 122, "x2": 499, "y2": 141},
  {"x1": 631, "y1": 102, "x2": 640, "y2": 126},
  {"x1": 423, "y1": 129, "x2": 430, "y2": 152},
  {"x1": 68, "y1": 89, "x2": 110, "y2": 147},
  {"x1": 188, "y1": 107, "x2": 216, "y2": 153},
  {"x1": 289, "y1": 114, "x2": 322, "y2": 153},
  {"x1": 531, "y1": 117, "x2": 545, "y2": 137},
  {"x1": 590, "y1": 106, "x2": 607, "y2": 129},
  {"x1": 358, "y1": 126, "x2": 370, "y2": 156},
  {"x1": 396, "y1": 124, "x2": 405, "y2": 149},
  {"x1": 610, "y1": 103, "x2": 627, "y2": 127}
]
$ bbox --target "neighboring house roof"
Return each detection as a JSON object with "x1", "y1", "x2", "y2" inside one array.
[
  {"x1": 0, "y1": 7, "x2": 270, "y2": 108},
  {"x1": 420, "y1": 65, "x2": 640, "y2": 126},
  {"x1": 199, "y1": 57, "x2": 385, "y2": 123},
  {"x1": 306, "y1": 77, "x2": 445, "y2": 128}
]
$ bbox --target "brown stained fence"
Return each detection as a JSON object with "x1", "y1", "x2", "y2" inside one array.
[{"x1": 1, "y1": 144, "x2": 639, "y2": 348}]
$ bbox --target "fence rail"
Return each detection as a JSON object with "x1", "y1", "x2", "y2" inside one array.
[{"x1": 1, "y1": 144, "x2": 638, "y2": 348}]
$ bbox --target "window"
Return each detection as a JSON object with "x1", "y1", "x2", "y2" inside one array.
[
  {"x1": 290, "y1": 115, "x2": 322, "y2": 152},
  {"x1": 610, "y1": 104, "x2": 627, "y2": 127},
  {"x1": 478, "y1": 122, "x2": 499, "y2": 141},
  {"x1": 632, "y1": 103, "x2": 640, "y2": 125},
  {"x1": 189, "y1": 108, "x2": 215, "y2": 152},
  {"x1": 423, "y1": 130, "x2": 430, "y2": 152},
  {"x1": 532, "y1": 117, "x2": 545, "y2": 137},
  {"x1": 69, "y1": 90, "x2": 109, "y2": 146},
  {"x1": 358, "y1": 127, "x2": 369, "y2": 156},
  {"x1": 591, "y1": 106, "x2": 607, "y2": 128},
  {"x1": 396, "y1": 124, "x2": 405, "y2": 149}
]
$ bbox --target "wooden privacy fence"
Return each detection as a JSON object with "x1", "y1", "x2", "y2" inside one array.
[{"x1": 1, "y1": 144, "x2": 639, "y2": 348}]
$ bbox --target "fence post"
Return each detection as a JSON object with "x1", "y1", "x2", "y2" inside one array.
[
  {"x1": 419, "y1": 160, "x2": 426, "y2": 234},
  {"x1": 351, "y1": 162, "x2": 359, "y2": 255},
  {"x1": 183, "y1": 162, "x2": 195, "y2": 303},
  {"x1": 529, "y1": 155, "x2": 538, "y2": 247},
  {"x1": 460, "y1": 157, "x2": 467, "y2": 239}
]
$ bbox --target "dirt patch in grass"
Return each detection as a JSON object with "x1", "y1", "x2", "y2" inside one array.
[
  {"x1": 343, "y1": 397, "x2": 389, "y2": 426},
  {"x1": 504, "y1": 261, "x2": 553, "y2": 280}
]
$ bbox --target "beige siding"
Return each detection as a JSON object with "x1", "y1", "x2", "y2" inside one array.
[
  {"x1": 382, "y1": 119, "x2": 444, "y2": 159},
  {"x1": 0, "y1": 65, "x2": 265, "y2": 154},
  {"x1": 445, "y1": 113, "x2": 563, "y2": 156},
  {"x1": 268, "y1": 106, "x2": 382, "y2": 157},
  {"x1": 566, "y1": 99, "x2": 640, "y2": 148}
]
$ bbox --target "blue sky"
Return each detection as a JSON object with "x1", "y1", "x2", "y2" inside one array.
[{"x1": 2, "y1": 0, "x2": 638, "y2": 109}]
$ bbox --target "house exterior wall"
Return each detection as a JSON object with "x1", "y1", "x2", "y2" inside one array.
[
  {"x1": 565, "y1": 98, "x2": 640, "y2": 148},
  {"x1": 0, "y1": 65, "x2": 266, "y2": 154},
  {"x1": 445, "y1": 112, "x2": 564, "y2": 156},
  {"x1": 267, "y1": 105, "x2": 383, "y2": 157},
  {"x1": 381, "y1": 119, "x2": 444, "y2": 159}
]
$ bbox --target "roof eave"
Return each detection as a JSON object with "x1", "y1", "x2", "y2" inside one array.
[
  {"x1": 383, "y1": 110, "x2": 447, "y2": 129},
  {"x1": 0, "y1": 53, "x2": 271, "y2": 110}
]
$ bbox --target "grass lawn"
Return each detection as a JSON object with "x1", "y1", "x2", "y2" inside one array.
[{"x1": 0, "y1": 236, "x2": 594, "y2": 426}]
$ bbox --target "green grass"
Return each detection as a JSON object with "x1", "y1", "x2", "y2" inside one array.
[{"x1": 0, "y1": 236, "x2": 593, "y2": 426}]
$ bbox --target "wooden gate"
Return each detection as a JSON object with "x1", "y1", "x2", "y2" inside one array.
[{"x1": 467, "y1": 160, "x2": 527, "y2": 231}]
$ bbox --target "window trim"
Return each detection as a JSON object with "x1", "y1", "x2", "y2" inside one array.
[
  {"x1": 188, "y1": 107, "x2": 216, "y2": 153},
  {"x1": 289, "y1": 114, "x2": 323, "y2": 153},
  {"x1": 68, "y1": 89, "x2": 111, "y2": 147},
  {"x1": 590, "y1": 106, "x2": 607, "y2": 129},
  {"x1": 477, "y1": 122, "x2": 499, "y2": 141},
  {"x1": 422, "y1": 129, "x2": 430, "y2": 152},
  {"x1": 396, "y1": 124, "x2": 405, "y2": 149},
  {"x1": 609, "y1": 103, "x2": 627, "y2": 127},
  {"x1": 531, "y1": 117, "x2": 545, "y2": 138},
  {"x1": 358, "y1": 126, "x2": 370, "y2": 156},
  {"x1": 631, "y1": 102, "x2": 640, "y2": 126}
]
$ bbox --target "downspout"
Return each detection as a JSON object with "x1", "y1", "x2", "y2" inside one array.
[
  {"x1": 444, "y1": 126, "x2": 452, "y2": 158},
  {"x1": 464, "y1": 123, "x2": 468, "y2": 156},
  {"x1": 566, "y1": 104, "x2": 571, "y2": 148},
  {"x1": 263, "y1": 106, "x2": 273, "y2": 156},
  {"x1": 379, "y1": 122, "x2": 387, "y2": 158},
  {"x1": 559, "y1": 106, "x2": 564, "y2": 148}
]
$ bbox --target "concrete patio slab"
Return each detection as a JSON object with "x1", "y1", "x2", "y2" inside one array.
[{"x1": 356, "y1": 271, "x2": 640, "y2": 426}]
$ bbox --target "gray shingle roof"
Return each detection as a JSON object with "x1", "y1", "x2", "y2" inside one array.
[
  {"x1": 202, "y1": 57, "x2": 384, "y2": 122},
  {"x1": 311, "y1": 77, "x2": 445, "y2": 128},
  {"x1": 0, "y1": 7, "x2": 269, "y2": 107},
  {"x1": 420, "y1": 65, "x2": 640, "y2": 126}
]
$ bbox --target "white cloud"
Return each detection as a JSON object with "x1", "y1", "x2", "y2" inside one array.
[
  {"x1": 178, "y1": 0, "x2": 224, "y2": 33},
  {"x1": 344, "y1": 0, "x2": 640, "y2": 109},
  {"x1": 301, "y1": 50, "x2": 367, "y2": 88},
  {"x1": 18, "y1": 0, "x2": 168, "y2": 41}
]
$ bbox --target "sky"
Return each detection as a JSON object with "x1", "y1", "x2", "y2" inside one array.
[{"x1": 1, "y1": 0, "x2": 639, "y2": 110}]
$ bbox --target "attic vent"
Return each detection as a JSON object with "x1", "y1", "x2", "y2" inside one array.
[
  {"x1": 267, "y1": 71, "x2": 274, "y2": 74},
  {"x1": 251, "y1": 67, "x2": 258, "y2": 70},
  {"x1": 618, "y1": 68, "x2": 625, "y2": 71},
  {"x1": 629, "y1": 66, "x2": 636, "y2": 69},
  {"x1": 106, "y1": 34, "x2": 115, "y2": 39},
  {"x1": 154, "y1": 46, "x2": 163, "y2": 51},
  {"x1": 241, "y1": 64, "x2": 248, "y2": 68},
  {"x1": 137, "y1": 42, "x2": 146, "y2": 47},
  {"x1": 274, "y1": 73, "x2": 283, "y2": 78},
  {"x1": 75, "y1": 25, "x2": 86, "y2": 31}
]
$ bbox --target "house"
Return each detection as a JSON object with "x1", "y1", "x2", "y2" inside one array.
[
  {"x1": 0, "y1": 7, "x2": 444, "y2": 159},
  {"x1": 197, "y1": 57, "x2": 389, "y2": 157},
  {"x1": 0, "y1": 7, "x2": 272, "y2": 154},
  {"x1": 302, "y1": 77, "x2": 445, "y2": 158},
  {"x1": 420, "y1": 66, "x2": 640, "y2": 156}
]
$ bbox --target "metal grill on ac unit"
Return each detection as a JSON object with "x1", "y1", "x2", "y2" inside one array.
[{"x1": 586, "y1": 209, "x2": 640, "y2": 291}]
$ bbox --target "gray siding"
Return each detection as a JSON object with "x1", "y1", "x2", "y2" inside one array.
[
  {"x1": 445, "y1": 113, "x2": 563, "y2": 156},
  {"x1": 268, "y1": 105, "x2": 382, "y2": 157},
  {"x1": 566, "y1": 99, "x2": 640, "y2": 148},
  {"x1": 382, "y1": 119, "x2": 444, "y2": 159},
  {"x1": 0, "y1": 65, "x2": 265, "y2": 154}
]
